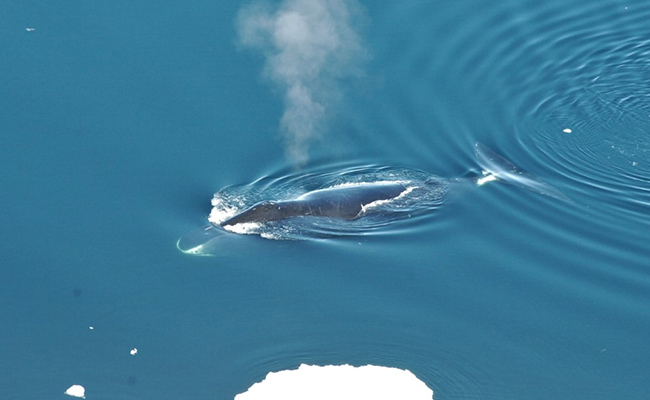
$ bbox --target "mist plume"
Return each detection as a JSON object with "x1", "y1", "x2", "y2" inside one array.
[{"x1": 237, "y1": 0, "x2": 367, "y2": 165}]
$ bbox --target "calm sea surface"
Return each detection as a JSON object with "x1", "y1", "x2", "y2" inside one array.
[{"x1": 2, "y1": 0, "x2": 649, "y2": 399}]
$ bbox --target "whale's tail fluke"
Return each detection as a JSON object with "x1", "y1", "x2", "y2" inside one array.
[{"x1": 474, "y1": 142, "x2": 571, "y2": 202}]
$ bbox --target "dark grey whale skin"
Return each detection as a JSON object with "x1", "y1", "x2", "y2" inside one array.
[{"x1": 221, "y1": 182, "x2": 410, "y2": 226}]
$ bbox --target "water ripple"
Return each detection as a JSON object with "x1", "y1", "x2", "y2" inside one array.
[{"x1": 462, "y1": 1, "x2": 650, "y2": 222}]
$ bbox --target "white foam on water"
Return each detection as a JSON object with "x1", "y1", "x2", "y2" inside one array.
[
  {"x1": 476, "y1": 173, "x2": 498, "y2": 186},
  {"x1": 208, "y1": 196, "x2": 240, "y2": 225},
  {"x1": 223, "y1": 222, "x2": 263, "y2": 235}
]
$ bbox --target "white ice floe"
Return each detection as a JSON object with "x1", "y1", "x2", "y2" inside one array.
[
  {"x1": 130, "y1": 348, "x2": 138, "y2": 355},
  {"x1": 563, "y1": 128, "x2": 572, "y2": 133},
  {"x1": 234, "y1": 364, "x2": 433, "y2": 400},
  {"x1": 64, "y1": 384, "x2": 85, "y2": 398}
]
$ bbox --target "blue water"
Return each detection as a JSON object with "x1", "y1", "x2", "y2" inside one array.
[{"x1": 1, "y1": 0, "x2": 649, "y2": 399}]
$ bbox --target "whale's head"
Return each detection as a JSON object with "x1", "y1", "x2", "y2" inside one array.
[
  {"x1": 248, "y1": 201, "x2": 284, "y2": 222},
  {"x1": 221, "y1": 201, "x2": 289, "y2": 226}
]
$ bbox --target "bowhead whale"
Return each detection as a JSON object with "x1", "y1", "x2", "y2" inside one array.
[
  {"x1": 177, "y1": 143, "x2": 570, "y2": 254},
  {"x1": 221, "y1": 181, "x2": 413, "y2": 226}
]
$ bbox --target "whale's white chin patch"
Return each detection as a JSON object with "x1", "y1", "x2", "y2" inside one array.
[{"x1": 234, "y1": 364, "x2": 434, "y2": 400}]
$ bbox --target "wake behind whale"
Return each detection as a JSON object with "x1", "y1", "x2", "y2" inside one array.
[{"x1": 178, "y1": 143, "x2": 570, "y2": 255}]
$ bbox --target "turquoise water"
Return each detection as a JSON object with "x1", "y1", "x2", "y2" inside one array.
[{"x1": 2, "y1": 0, "x2": 649, "y2": 399}]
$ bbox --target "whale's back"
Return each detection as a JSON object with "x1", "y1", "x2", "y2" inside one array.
[
  {"x1": 295, "y1": 182, "x2": 410, "y2": 219},
  {"x1": 222, "y1": 182, "x2": 411, "y2": 226}
]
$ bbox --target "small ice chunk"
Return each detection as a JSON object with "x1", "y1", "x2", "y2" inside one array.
[
  {"x1": 234, "y1": 364, "x2": 434, "y2": 400},
  {"x1": 130, "y1": 348, "x2": 138, "y2": 355},
  {"x1": 64, "y1": 385, "x2": 85, "y2": 398},
  {"x1": 563, "y1": 128, "x2": 572, "y2": 133},
  {"x1": 26, "y1": 28, "x2": 36, "y2": 32}
]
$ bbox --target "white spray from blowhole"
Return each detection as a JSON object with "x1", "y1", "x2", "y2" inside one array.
[{"x1": 236, "y1": 0, "x2": 367, "y2": 166}]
